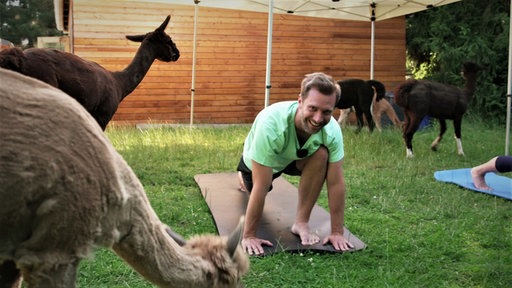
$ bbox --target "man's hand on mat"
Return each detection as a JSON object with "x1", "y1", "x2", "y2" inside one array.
[
  {"x1": 322, "y1": 233, "x2": 354, "y2": 251},
  {"x1": 291, "y1": 222, "x2": 321, "y2": 245},
  {"x1": 242, "y1": 237, "x2": 273, "y2": 255}
]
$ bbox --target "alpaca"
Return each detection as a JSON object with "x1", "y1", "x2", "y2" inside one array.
[
  {"x1": 394, "y1": 62, "x2": 481, "y2": 157},
  {"x1": 337, "y1": 107, "x2": 353, "y2": 127},
  {"x1": 0, "y1": 15, "x2": 180, "y2": 131},
  {"x1": 337, "y1": 92, "x2": 402, "y2": 132},
  {"x1": 336, "y1": 79, "x2": 386, "y2": 132},
  {"x1": 0, "y1": 68, "x2": 249, "y2": 288},
  {"x1": 371, "y1": 95, "x2": 403, "y2": 131}
]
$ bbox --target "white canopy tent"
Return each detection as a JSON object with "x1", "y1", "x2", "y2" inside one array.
[
  {"x1": 52, "y1": 0, "x2": 509, "y2": 153},
  {"x1": 167, "y1": 0, "x2": 462, "y2": 122}
]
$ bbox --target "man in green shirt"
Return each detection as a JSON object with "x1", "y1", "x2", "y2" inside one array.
[{"x1": 237, "y1": 72, "x2": 353, "y2": 255}]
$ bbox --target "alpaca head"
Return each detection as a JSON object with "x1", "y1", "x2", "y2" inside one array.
[
  {"x1": 461, "y1": 61, "x2": 483, "y2": 78},
  {"x1": 125, "y1": 15, "x2": 180, "y2": 62},
  {"x1": 167, "y1": 216, "x2": 250, "y2": 287},
  {"x1": 0, "y1": 47, "x2": 24, "y2": 72}
]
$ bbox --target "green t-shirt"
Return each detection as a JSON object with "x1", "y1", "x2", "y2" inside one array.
[{"x1": 242, "y1": 101, "x2": 344, "y2": 173}]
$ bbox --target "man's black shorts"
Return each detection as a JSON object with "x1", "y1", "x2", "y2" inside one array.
[{"x1": 236, "y1": 156, "x2": 301, "y2": 193}]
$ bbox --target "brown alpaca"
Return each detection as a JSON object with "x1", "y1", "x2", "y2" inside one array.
[
  {"x1": 371, "y1": 95, "x2": 402, "y2": 132},
  {"x1": 0, "y1": 15, "x2": 180, "y2": 131},
  {"x1": 0, "y1": 68, "x2": 249, "y2": 288},
  {"x1": 394, "y1": 62, "x2": 481, "y2": 157}
]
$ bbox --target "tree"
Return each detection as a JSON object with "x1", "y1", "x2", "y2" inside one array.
[
  {"x1": 0, "y1": 0, "x2": 62, "y2": 48},
  {"x1": 406, "y1": 0, "x2": 510, "y2": 123}
]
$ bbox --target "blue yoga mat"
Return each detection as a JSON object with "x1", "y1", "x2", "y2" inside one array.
[{"x1": 434, "y1": 168, "x2": 512, "y2": 200}]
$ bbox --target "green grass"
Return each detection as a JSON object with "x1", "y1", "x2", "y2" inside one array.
[{"x1": 77, "y1": 121, "x2": 511, "y2": 288}]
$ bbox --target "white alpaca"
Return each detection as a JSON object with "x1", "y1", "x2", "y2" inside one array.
[{"x1": 0, "y1": 68, "x2": 249, "y2": 288}]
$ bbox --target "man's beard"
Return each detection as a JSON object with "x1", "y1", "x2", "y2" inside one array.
[{"x1": 300, "y1": 112, "x2": 324, "y2": 135}]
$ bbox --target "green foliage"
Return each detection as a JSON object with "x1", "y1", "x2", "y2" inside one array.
[
  {"x1": 76, "y1": 124, "x2": 511, "y2": 287},
  {"x1": 0, "y1": 0, "x2": 62, "y2": 47},
  {"x1": 406, "y1": 0, "x2": 510, "y2": 124}
]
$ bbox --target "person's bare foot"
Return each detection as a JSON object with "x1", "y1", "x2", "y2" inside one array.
[
  {"x1": 471, "y1": 168, "x2": 491, "y2": 190},
  {"x1": 291, "y1": 222, "x2": 320, "y2": 245},
  {"x1": 237, "y1": 171, "x2": 247, "y2": 192}
]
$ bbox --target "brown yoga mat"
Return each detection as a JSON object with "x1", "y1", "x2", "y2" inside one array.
[{"x1": 194, "y1": 172, "x2": 366, "y2": 255}]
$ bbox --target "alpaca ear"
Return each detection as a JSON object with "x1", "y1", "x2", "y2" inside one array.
[
  {"x1": 125, "y1": 35, "x2": 145, "y2": 43},
  {"x1": 226, "y1": 216, "x2": 244, "y2": 257},
  {"x1": 157, "y1": 15, "x2": 171, "y2": 32},
  {"x1": 165, "y1": 227, "x2": 187, "y2": 246}
]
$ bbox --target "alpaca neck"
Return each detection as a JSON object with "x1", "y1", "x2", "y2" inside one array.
[
  {"x1": 463, "y1": 73, "x2": 478, "y2": 101},
  {"x1": 113, "y1": 43, "x2": 156, "y2": 98},
  {"x1": 114, "y1": 226, "x2": 212, "y2": 287},
  {"x1": 113, "y1": 211, "x2": 213, "y2": 287}
]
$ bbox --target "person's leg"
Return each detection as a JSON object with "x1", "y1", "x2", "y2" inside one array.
[
  {"x1": 291, "y1": 146, "x2": 328, "y2": 245},
  {"x1": 495, "y1": 155, "x2": 512, "y2": 173},
  {"x1": 237, "y1": 156, "x2": 283, "y2": 193},
  {"x1": 237, "y1": 156, "x2": 252, "y2": 192},
  {"x1": 238, "y1": 171, "x2": 249, "y2": 192},
  {"x1": 471, "y1": 156, "x2": 498, "y2": 190}
]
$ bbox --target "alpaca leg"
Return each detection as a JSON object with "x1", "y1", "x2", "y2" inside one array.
[
  {"x1": 403, "y1": 112, "x2": 422, "y2": 157},
  {"x1": 385, "y1": 103, "x2": 402, "y2": 129},
  {"x1": 354, "y1": 109, "x2": 364, "y2": 133},
  {"x1": 455, "y1": 137, "x2": 464, "y2": 156},
  {"x1": 370, "y1": 102, "x2": 382, "y2": 132},
  {"x1": 360, "y1": 99, "x2": 375, "y2": 132},
  {"x1": 374, "y1": 112, "x2": 383, "y2": 132},
  {"x1": 0, "y1": 260, "x2": 22, "y2": 288},
  {"x1": 360, "y1": 88, "x2": 375, "y2": 132},
  {"x1": 364, "y1": 109, "x2": 375, "y2": 132},
  {"x1": 453, "y1": 117, "x2": 464, "y2": 155},
  {"x1": 431, "y1": 119, "x2": 446, "y2": 151},
  {"x1": 19, "y1": 261, "x2": 79, "y2": 288},
  {"x1": 402, "y1": 113, "x2": 412, "y2": 156}
]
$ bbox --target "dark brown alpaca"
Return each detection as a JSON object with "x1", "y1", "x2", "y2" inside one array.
[
  {"x1": 0, "y1": 15, "x2": 180, "y2": 130},
  {"x1": 394, "y1": 62, "x2": 481, "y2": 157}
]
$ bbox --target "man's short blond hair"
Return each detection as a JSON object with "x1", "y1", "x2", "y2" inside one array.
[{"x1": 300, "y1": 72, "x2": 340, "y2": 103}]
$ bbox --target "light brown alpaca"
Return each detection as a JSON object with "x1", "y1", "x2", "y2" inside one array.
[
  {"x1": 0, "y1": 15, "x2": 180, "y2": 131},
  {"x1": 371, "y1": 95, "x2": 402, "y2": 132},
  {"x1": 338, "y1": 99, "x2": 402, "y2": 131},
  {"x1": 0, "y1": 68, "x2": 249, "y2": 288}
]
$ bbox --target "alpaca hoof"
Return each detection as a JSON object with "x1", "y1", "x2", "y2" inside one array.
[
  {"x1": 431, "y1": 146, "x2": 437, "y2": 152},
  {"x1": 406, "y1": 149, "x2": 414, "y2": 158}
]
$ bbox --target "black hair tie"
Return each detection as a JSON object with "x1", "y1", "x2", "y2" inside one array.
[{"x1": 296, "y1": 149, "x2": 308, "y2": 158}]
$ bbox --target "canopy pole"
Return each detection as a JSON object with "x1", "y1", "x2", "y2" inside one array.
[
  {"x1": 370, "y1": 3, "x2": 376, "y2": 80},
  {"x1": 506, "y1": 0, "x2": 512, "y2": 155},
  {"x1": 190, "y1": 0, "x2": 199, "y2": 127},
  {"x1": 264, "y1": 0, "x2": 274, "y2": 107},
  {"x1": 370, "y1": 20, "x2": 375, "y2": 80}
]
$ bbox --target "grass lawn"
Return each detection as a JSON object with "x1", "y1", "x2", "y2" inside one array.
[{"x1": 77, "y1": 119, "x2": 511, "y2": 288}]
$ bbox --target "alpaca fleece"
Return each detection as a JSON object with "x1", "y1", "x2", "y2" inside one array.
[{"x1": 0, "y1": 68, "x2": 248, "y2": 288}]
